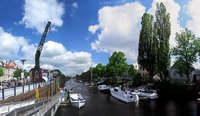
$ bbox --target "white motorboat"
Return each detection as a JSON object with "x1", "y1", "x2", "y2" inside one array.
[
  {"x1": 110, "y1": 87, "x2": 139, "y2": 103},
  {"x1": 69, "y1": 93, "x2": 86, "y2": 108},
  {"x1": 131, "y1": 89, "x2": 158, "y2": 100},
  {"x1": 98, "y1": 85, "x2": 110, "y2": 93}
]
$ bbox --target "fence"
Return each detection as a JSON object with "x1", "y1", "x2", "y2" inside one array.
[{"x1": 0, "y1": 82, "x2": 46, "y2": 100}]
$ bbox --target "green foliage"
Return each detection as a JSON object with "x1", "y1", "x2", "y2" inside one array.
[
  {"x1": 128, "y1": 65, "x2": 137, "y2": 78},
  {"x1": 55, "y1": 71, "x2": 70, "y2": 87},
  {"x1": 154, "y1": 2, "x2": 171, "y2": 79},
  {"x1": 90, "y1": 67, "x2": 98, "y2": 80},
  {"x1": 95, "y1": 63, "x2": 106, "y2": 78},
  {"x1": 0, "y1": 68, "x2": 3, "y2": 77},
  {"x1": 76, "y1": 51, "x2": 129, "y2": 83},
  {"x1": 24, "y1": 70, "x2": 29, "y2": 77},
  {"x1": 91, "y1": 63, "x2": 107, "y2": 80},
  {"x1": 107, "y1": 51, "x2": 128, "y2": 78},
  {"x1": 13, "y1": 68, "x2": 22, "y2": 78},
  {"x1": 138, "y1": 2, "x2": 171, "y2": 79},
  {"x1": 138, "y1": 13, "x2": 155, "y2": 77},
  {"x1": 171, "y1": 29, "x2": 200, "y2": 82},
  {"x1": 76, "y1": 70, "x2": 91, "y2": 82}
]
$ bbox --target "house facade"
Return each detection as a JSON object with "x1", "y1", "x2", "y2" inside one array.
[
  {"x1": 169, "y1": 68, "x2": 200, "y2": 83},
  {"x1": 137, "y1": 64, "x2": 149, "y2": 77},
  {"x1": 0, "y1": 60, "x2": 18, "y2": 81}
]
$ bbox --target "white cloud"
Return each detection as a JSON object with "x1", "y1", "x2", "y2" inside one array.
[
  {"x1": 20, "y1": 0, "x2": 65, "y2": 33},
  {"x1": 88, "y1": 25, "x2": 99, "y2": 34},
  {"x1": 186, "y1": 0, "x2": 200, "y2": 37},
  {"x1": 148, "y1": 0, "x2": 182, "y2": 47},
  {"x1": 0, "y1": 26, "x2": 92, "y2": 76},
  {"x1": 72, "y1": 2, "x2": 78, "y2": 9},
  {"x1": 70, "y1": 2, "x2": 78, "y2": 17},
  {"x1": 40, "y1": 41, "x2": 92, "y2": 76},
  {"x1": 17, "y1": 41, "x2": 93, "y2": 76},
  {"x1": 0, "y1": 27, "x2": 28, "y2": 59},
  {"x1": 89, "y1": 2, "x2": 145, "y2": 63}
]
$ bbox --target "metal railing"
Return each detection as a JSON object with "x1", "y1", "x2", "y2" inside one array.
[{"x1": 0, "y1": 82, "x2": 46, "y2": 100}]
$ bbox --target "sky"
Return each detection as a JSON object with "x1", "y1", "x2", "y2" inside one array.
[{"x1": 0, "y1": 0, "x2": 200, "y2": 76}]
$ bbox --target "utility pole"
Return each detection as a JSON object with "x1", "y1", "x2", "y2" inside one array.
[{"x1": 91, "y1": 66, "x2": 92, "y2": 83}]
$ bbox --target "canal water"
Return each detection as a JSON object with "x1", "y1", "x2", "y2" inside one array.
[{"x1": 55, "y1": 79, "x2": 199, "y2": 116}]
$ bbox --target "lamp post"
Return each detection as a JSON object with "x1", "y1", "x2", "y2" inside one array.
[{"x1": 20, "y1": 59, "x2": 26, "y2": 79}]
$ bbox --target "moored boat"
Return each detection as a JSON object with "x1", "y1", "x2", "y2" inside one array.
[
  {"x1": 69, "y1": 93, "x2": 86, "y2": 108},
  {"x1": 131, "y1": 89, "x2": 158, "y2": 100},
  {"x1": 98, "y1": 85, "x2": 110, "y2": 93},
  {"x1": 110, "y1": 87, "x2": 139, "y2": 103}
]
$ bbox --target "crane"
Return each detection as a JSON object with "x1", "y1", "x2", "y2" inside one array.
[{"x1": 30, "y1": 21, "x2": 51, "y2": 82}]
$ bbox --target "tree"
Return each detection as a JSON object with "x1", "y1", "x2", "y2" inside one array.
[
  {"x1": 107, "y1": 51, "x2": 128, "y2": 79},
  {"x1": 137, "y1": 2, "x2": 171, "y2": 79},
  {"x1": 0, "y1": 68, "x2": 3, "y2": 77},
  {"x1": 171, "y1": 29, "x2": 200, "y2": 82},
  {"x1": 137, "y1": 13, "x2": 154, "y2": 77},
  {"x1": 95, "y1": 63, "x2": 106, "y2": 78},
  {"x1": 128, "y1": 65, "x2": 137, "y2": 79},
  {"x1": 13, "y1": 68, "x2": 22, "y2": 78},
  {"x1": 24, "y1": 70, "x2": 29, "y2": 78},
  {"x1": 154, "y1": 2, "x2": 171, "y2": 79}
]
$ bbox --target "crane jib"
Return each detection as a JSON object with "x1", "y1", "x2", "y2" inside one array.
[{"x1": 31, "y1": 21, "x2": 51, "y2": 82}]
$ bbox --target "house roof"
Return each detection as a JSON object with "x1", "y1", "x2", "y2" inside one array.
[{"x1": 5, "y1": 61, "x2": 18, "y2": 69}]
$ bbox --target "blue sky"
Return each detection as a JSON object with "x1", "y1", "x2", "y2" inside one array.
[{"x1": 0, "y1": 0, "x2": 199, "y2": 76}]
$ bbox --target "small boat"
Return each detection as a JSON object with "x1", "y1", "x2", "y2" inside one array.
[
  {"x1": 69, "y1": 93, "x2": 86, "y2": 108},
  {"x1": 110, "y1": 87, "x2": 139, "y2": 103},
  {"x1": 98, "y1": 85, "x2": 110, "y2": 93},
  {"x1": 131, "y1": 89, "x2": 158, "y2": 100}
]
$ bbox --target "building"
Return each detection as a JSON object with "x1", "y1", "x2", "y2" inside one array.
[
  {"x1": 0, "y1": 60, "x2": 18, "y2": 81},
  {"x1": 137, "y1": 64, "x2": 149, "y2": 77},
  {"x1": 169, "y1": 68, "x2": 200, "y2": 83}
]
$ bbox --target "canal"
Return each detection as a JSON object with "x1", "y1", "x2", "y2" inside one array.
[{"x1": 55, "y1": 79, "x2": 198, "y2": 116}]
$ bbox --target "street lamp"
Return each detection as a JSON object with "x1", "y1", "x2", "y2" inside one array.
[{"x1": 20, "y1": 59, "x2": 26, "y2": 79}]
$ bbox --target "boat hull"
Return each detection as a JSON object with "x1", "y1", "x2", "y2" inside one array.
[
  {"x1": 110, "y1": 87, "x2": 139, "y2": 103},
  {"x1": 131, "y1": 90, "x2": 158, "y2": 100},
  {"x1": 69, "y1": 93, "x2": 86, "y2": 108},
  {"x1": 70, "y1": 100, "x2": 85, "y2": 108},
  {"x1": 98, "y1": 85, "x2": 110, "y2": 93}
]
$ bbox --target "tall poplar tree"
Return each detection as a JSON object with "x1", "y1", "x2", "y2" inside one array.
[
  {"x1": 137, "y1": 13, "x2": 154, "y2": 77},
  {"x1": 154, "y1": 2, "x2": 171, "y2": 79}
]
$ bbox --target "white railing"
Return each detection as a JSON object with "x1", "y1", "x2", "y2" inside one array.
[{"x1": 0, "y1": 82, "x2": 46, "y2": 100}]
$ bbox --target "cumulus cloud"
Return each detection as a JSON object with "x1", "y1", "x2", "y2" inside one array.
[
  {"x1": 40, "y1": 41, "x2": 92, "y2": 76},
  {"x1": 148, "y1": 0, "x2": 182, "y2": 47},
  {"x1": 0, "y1": 26, "x2": 92, "y2": 76},
  {"x1": 186, "y1": 0, "x2": 200, "y2": 37},
  {"x1": 89, "y1": 2, "x2": 145, "y2": 63},
  {"x1": 20, "y1": 0, "x2": 65, "y2": 33},
  {"x1": 0, "y1": 27, "x2": 28, "y2": 59},
  {"x1": 16, "y1": 41, "x2": 93, "y2": 76}
]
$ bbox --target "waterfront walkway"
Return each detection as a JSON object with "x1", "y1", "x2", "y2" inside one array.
[{"x1": 0, "y1": 79, "x2": 61, "y2": 116}]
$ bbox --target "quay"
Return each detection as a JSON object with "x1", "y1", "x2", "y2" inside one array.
[{"x1": 0, "y1": 79, "x2": 63, "y2": 116}]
